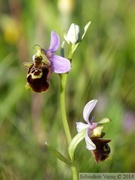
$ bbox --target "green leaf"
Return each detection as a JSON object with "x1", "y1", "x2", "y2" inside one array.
[
  {"x1": 45, "y1": 142, "x2": 72, "y2": 166},
  {"x1": 68, "y1": 129, "x2": 86, "y2": 161}
]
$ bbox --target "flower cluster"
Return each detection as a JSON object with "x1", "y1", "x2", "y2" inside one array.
[
  {"x1": 24, "y1": 24, "x2": 111, "y2": 165},
  {"x1": 24, "y1": 31, "x2": 71, "y2": 92}
]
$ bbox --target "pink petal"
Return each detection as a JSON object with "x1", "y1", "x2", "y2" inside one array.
[
  {"x1": 48, "y1": 31, "x2": 60, "y2": 52},
  {"x1": 83, "y1": 100, "x2": 98, "y2": 124},
  {"x1": 49, "y1": 55, "x2": 71, "y2": 74},
  {"x1": 76, "y1": 122, "x2": 89, "y2": 133},
  {"x1": 85, "y1": 129, "x2": 96, "y2": 150}
]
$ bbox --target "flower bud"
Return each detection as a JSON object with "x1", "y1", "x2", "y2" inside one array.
[{"x1": 64, "y1": 23, "x2": 80, "y2": 44}]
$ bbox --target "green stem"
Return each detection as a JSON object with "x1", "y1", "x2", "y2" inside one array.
[
  {"x1": 71, "y1": 166, "x2": 78, "y2": 180},
  {"x1": 60, "y1": 73, "x2": 72, "y2": 144},
  {"x1": 60, "y1": 73, "x2": 78, "y2": 180}
]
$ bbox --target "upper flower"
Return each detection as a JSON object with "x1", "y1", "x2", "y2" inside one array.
[
  {"x1": 24, "y1": 31, "x2": 71, "y2": 92},
  {"x1": 76, "y1": 100, "x2": 98, "y2": 150}
]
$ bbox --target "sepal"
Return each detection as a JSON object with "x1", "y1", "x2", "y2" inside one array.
[
  {"x1": 24, "y1": 62, "x2": 33, "y2": 68},
  {"x1": 33, "y1": 44, "x2": 42, "y2": 57},
  {"x1": 98, "y1": 118, "x2": 111, "y2": 125},
  {"x1": 25, "y1": 83, "x2": 33, "y2": 91}
]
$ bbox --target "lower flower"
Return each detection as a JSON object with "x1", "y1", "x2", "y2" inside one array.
[{"x1": 76, "y1": 100, "x2": 111, "y2": 163}]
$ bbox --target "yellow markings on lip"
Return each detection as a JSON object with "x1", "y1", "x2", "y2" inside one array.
[
  {"x1": 27, "y1": 70, "x2": 43, "y2": 79},
  {"x1": 103, "y1": 144, "x2": 109, "y2": 152}
]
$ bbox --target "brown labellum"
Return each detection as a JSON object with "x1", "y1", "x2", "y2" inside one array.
[
  {"x1": 26, "y1": 63, "x2": 52, "y2": 93},
  {"x1": 91, "y1": 138, "x2": 111, "y2": 163}
]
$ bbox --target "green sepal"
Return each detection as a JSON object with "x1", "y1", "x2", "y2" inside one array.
[
  {"x1": 33, "y1": 44, "x2": 42, "y2": 56},
  {"x1": 98, "y1": 118, "x2": 111, "y2": 125},
  {"x1": 68, "y1": 129, "x2": 86, "y2": 161},
  {"x1": 24, "y1": 62, "x2": 33, "y2": 68},
  {"x1": 45, "y1": 142, "x2": 73, "y2": 166},
  {"x1": 33, "y1": 44, "x2": 50, "y2": 65},
  {"x1": 25, "y1": 83, "x2": 33, "y2": 91}
]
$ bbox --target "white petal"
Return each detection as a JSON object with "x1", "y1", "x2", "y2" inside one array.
[
  {"x1": 83, "y1": 100, "x2": 98, "y2": 123},
  {"x1": 76, "y1": 122, "x2": 89, "y2": 133},
  {"x1": 85, "y1": 129, "x2": 96, "y2": 150}
]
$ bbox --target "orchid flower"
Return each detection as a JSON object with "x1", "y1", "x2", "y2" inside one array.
[
  {"x1": 76, "y1": 99, "x2": 111, "y2": 163},
  {"x1": 69, "y1": 99, "x2": 111, "y2": 163},
  {"x1": 76, "y1": 100, "x2": 98, "y2": 150},
  {"x1": 24, "y1": 31, "x2": 71, "y2": 92}
]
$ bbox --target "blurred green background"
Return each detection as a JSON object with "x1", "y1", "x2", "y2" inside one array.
[{"x1": 0, "y1": 0, "x2": 135, "y2": 179}]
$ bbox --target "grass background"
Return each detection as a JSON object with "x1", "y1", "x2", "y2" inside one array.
[{"x1": 0, "y1": 0, "x2": 135, "y2": 179}]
